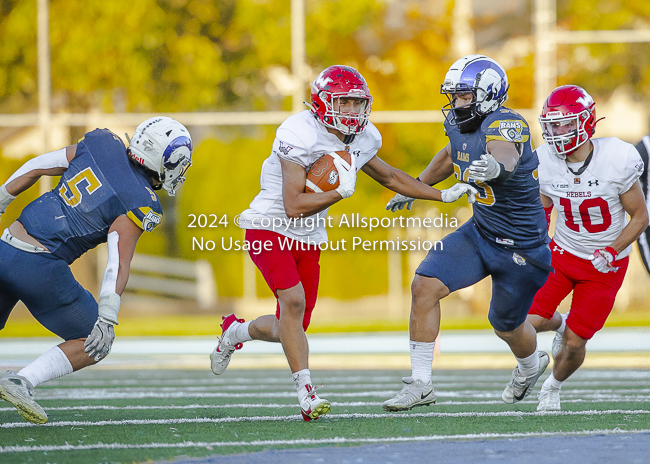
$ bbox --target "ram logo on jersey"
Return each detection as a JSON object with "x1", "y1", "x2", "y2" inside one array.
[
  {"x1": 142, "y1": 210, "x2": 162, "y2": 232},
  {"x1": 127, "y1": 207, "x2": 162, "y2": 232},
  {"x1": 512, "y1": 253, "x2": 526, "y2": 266},
  {"x1": 498, "y1": 121, "x2": 524, "y2": 143}
]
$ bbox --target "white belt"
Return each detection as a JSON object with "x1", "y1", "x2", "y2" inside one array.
[{"x1": 1, "y1": 228, "x2": 47, "y2": 253}]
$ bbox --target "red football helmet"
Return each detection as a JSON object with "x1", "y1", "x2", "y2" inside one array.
[
  {"x1": 308, "y1": 65, "x2": 372, "y2": 135},
  {"x1": 539, "y1": 85, "x2": 598, "y2": 159}
]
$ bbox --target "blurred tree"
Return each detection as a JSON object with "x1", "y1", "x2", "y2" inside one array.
[{"x1": 557, "y1": 0, "x2": 650, "y2": 101}]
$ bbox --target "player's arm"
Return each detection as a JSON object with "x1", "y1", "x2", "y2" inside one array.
[
  {"x1": 609, "y1": 181, "x2": 649, "y2": 254},
  {"x1": 84, "y1": 215, "x2": 144, "y2": 362},
  {"x1": 361, "y1": 155, "x2": 442, "y2": 201},
  {"x1": 378, "y1": 144, "x2": 477, "y2": 211},
  {"x1": 468, "y1": 140, "x2": 520, "y2": 183},
  {"x1": 280, "y1": 156, "x2": 349, "y2": 218},
  {"x1": 415, "y1": 143, "x2": 455, "y2": 186},
  {"x1": 0, "y1": 145, "x2": 76, "y2": 200}
]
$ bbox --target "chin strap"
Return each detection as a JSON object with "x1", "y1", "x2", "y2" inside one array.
[{"x1": 343, "y1": 134, "x2": 356, "y2": 144}]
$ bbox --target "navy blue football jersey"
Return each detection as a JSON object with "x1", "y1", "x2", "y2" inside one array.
[
  {"x1": 18, "y1": 129, "x2": 163, "y2": 264},
  {"x1": 445, "y1": 107, "x2": 548, "y2": 248}
]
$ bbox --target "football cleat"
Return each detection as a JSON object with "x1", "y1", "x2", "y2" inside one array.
[
  {"x1": 537, "y1": 385, "x2": 561, "y2": 412},
  {"x1": 0, "y1": 370, "x2": 48, "y2": 424},
  {"x1": 300, "y1": 384, "x2": 331, "y2": 421},
  {"x1": 210, "y1": 314, "x2": 245, "y2": 375},
  {"x1": 552, "y1": 312, "x2": 569, "y2": 359},
  {"x1": 502, "y1": 351, "x2": 550, "y2": 404},
  {"x1": 383, "y1": 377, "x2": 436, "y2": 412}
]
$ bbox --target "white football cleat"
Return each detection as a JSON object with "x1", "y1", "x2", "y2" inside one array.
[
  {"x1": 537, "y1": 385, "x2": 561, "y2": 412},
  {"x1": 300, "y1": 384, "x2": 331, "y2": 421},
  {"x1": 502, "y1": 351, "x2": 550, "y2": 404},
  {"x1": 552, "y1": 312, "x2": 569, "y2": 359},
  {"x1": 210, "y1": 314, "x2": 244, "y2": 375},
  {"x1": 383, "y1": 377, "x2": 436, "y2": 412},
  {"x1": 0, "y1": 370, "x2": 48, "y2": 424}
]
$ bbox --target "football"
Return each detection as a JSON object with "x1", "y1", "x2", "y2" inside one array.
[{"x1": 305, "y1": 151, "x2": 353, "y2": 193}]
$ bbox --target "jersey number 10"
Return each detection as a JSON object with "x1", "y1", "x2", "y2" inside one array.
[{"x1": 559, "y1": 197, "x2": 611, "y2": 233}]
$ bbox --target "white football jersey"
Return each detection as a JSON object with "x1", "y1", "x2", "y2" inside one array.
[
  {"x1": 240, "y1": 110, "x2": 382, "y2": 243},
  {"x1": 538, "y1": 137, "x2": 644, "y2": 260}
]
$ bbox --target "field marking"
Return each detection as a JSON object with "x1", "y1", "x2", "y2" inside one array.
[
  {"x1": 33, "y1": 388, "x2": 650, "y2": 401},
  {"x1": 2, "y1": 397, "x2": 649, "y2": 414},
  {"x1": 2, "y1": 428, "x2": 650, "y2": 453},
  {"x1": 39, "y1": 380, "x2": 650, "y2": 390},
  {"x1": 40, "y1": 370, "x2": 650, "y2": 387},
  {"x1": 2, "y1": 408, "x2": 650, "y2": 429}
]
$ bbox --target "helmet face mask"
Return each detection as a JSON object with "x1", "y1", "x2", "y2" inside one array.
[
  {"x1": 539, "y1": 85, "x2": 597, "y2": 160},
  {"x1": 127, "y1": 117, "x2": 193, "y2": 196},
  {"x1": 309, "y1": 65, "x2": 372, "y2": 136},
  {"x1": 441, "y1": 55, "x2": 509, "y2": 133}
]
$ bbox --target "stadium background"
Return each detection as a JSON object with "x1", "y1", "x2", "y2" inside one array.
[{"x1": 1, "y1": 0, "x2": 650, "y2": 337}]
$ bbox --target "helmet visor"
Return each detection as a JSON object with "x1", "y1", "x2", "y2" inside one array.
[
  {"x1": 327, "y1": 94, "x2": 371, "y2": 135},
  {"x1": 540, "y1": 113, "x2": 586, "y2": 157}
]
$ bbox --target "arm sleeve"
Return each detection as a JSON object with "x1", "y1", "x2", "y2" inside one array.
[{"x1": 6, "y1": 148, "x2": 69, "y2": 184}]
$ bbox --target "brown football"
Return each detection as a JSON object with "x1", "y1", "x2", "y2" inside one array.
[{"x1": 305, "y1": 151, "x2": 353, "y2": 193}]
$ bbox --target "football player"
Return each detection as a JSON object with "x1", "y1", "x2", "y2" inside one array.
[
  {"x1": 383, "y1": 55, "x2": 553, "y2": 411},
  {"x1": 633, "y1": 134, "x2": 650, "y2": 275},
  {"x1": 0, "y1": 117, "x2": 192, "y2": 424},
  {"x1": 209, "y1": 64, "x2": 477, "y2": 421},
  {"x1": 527, "y1": 85, "x2": 647, "y2": 411}
]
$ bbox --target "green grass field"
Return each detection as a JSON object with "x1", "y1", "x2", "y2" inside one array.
[{"x1": 1, "y1": 366, "x2": 649, "y2": 464}]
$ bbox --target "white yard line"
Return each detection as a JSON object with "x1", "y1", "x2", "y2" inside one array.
[
  {"x1": 2, "y1": 428, "x2": 650, "y2": 453},
  {"x1": 1, "y1": 397, "x2": 648, "y2": 413},
  {"x1": 31, "y1": 388, "x2": 650, "y2": 400},
  {"x1": 2, "y1": 409, "x2": 649, "y2": 429}
]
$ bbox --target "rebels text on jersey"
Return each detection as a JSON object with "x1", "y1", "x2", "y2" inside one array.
[
  {"x1": 240, "y1": 110, "x2": 382, "y2": 243},
  {"x1": 538, "y1": 137, "x2": 644, "y2": 260},
  {"x1": 445, "y1": 107, "x2": 548, "y2": 249},
  {"x1": 18, "y1": 129, "x2": 163, "y2": 264}
]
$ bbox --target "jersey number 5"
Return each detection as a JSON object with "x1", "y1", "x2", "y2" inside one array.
[
  {"x1": 559, "y1": 197, "x2": 611, "y2": 233},
  {"x1": 453, "y1": 163, "x2": 495, "y2": 206},
  {"x1": 59, "y1": 167, "x2": 103, "y2": 207}
]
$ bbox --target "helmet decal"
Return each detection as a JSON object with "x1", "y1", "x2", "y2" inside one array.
[
  {"x1": 127, "y1": 117, "x2": 193, "y2": 196},
  {"x1": 440, "y1": 55, "x2": 509, "y2": 133}
]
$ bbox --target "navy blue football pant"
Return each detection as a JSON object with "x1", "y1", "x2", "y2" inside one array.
[
  {"x1": 0, "y1": 241, "x2": 98, "y2": 340},
  {"x1": 416, "y1": 220, "x2": 551, "y2": 332}
]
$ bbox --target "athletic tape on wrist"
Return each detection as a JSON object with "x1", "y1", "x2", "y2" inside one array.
[
  {"x1": 98, "y1": 293, "x2": 121, "y2": 325},
  {"x1": 0, "y1": 184, "x2": 16, "y2": 212}
]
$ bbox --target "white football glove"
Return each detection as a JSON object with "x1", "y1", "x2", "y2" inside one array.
[
  {"x1": 84, "y1": 293, "x2": 120, "y2": 361},
  {"x1": 468, "y1": 154, "x2": 501, "y2": 182},
  {"x1": 0, "y1": 184, "x2": 16, "y2": 216},
  {"x1": 386, "y1": 193, "x2": 415, "y2": 212},
  {"x1": 440, "y1": 183, "x2": 478, "y2": 203},
  {"x1": 589, "y1": 247, "x2": 619, "y2": 274},
  {"x1": 332, "y1": 152, "x2": 357, "y2": 199}
]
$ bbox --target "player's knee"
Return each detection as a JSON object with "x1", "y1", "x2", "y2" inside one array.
[
  {"x1": 279, "y1": 293, "x2": 306, "y2": 318},
  {"x1": 563, "y1": 335, "x2": 587, "y2": 355},
  {"x1": 411, "y1": 275, "x2": 448, "y2": 302}
]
